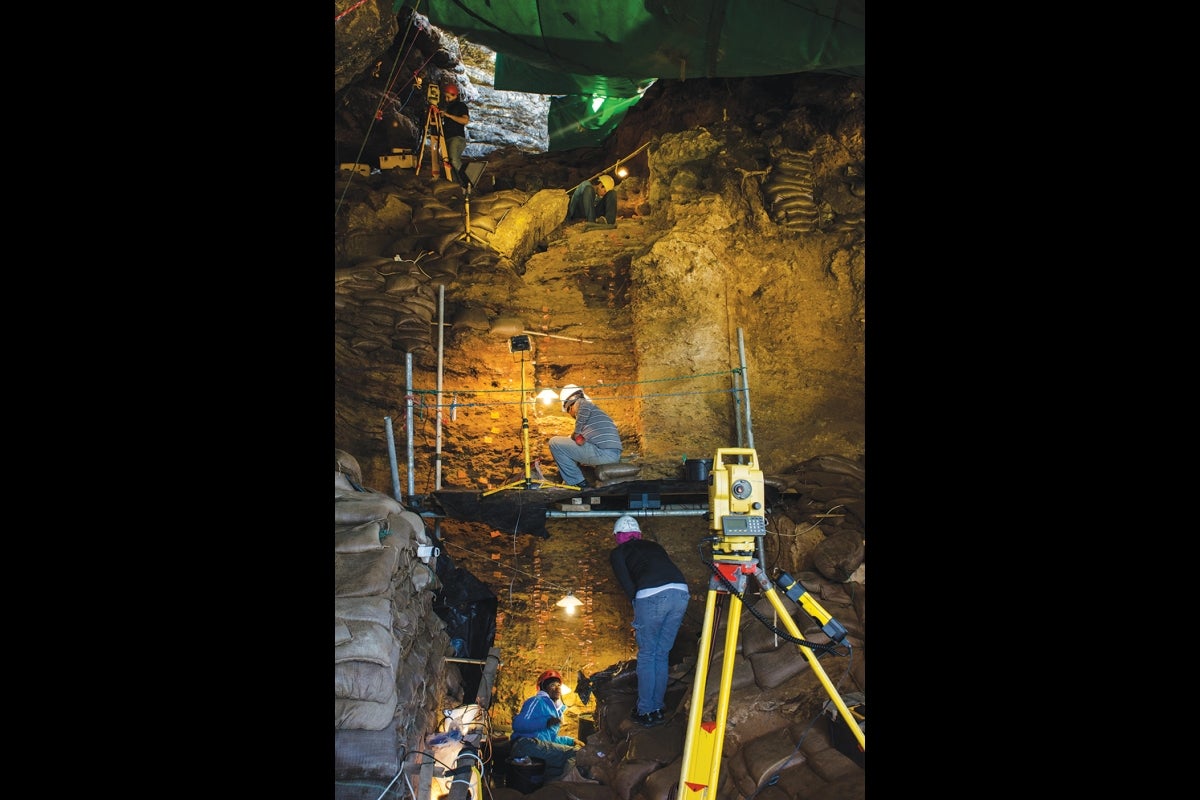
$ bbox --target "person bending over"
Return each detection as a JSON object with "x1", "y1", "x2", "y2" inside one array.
[
  {"x1": 548, "y1": 384, "x2": 622, "y2": 489},
  {"x1": 609, "y1": 515, "x2": 690, "y2": 727},
  {"x1": 565, "y1": 174, "x2": 617, "y2": 225},
  {"x1": 509, "y1": 669, "x2": 581, "y2": 780}
]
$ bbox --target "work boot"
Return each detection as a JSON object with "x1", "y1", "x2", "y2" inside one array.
[
  {"x1": 631, "y1": 708, "x2": 662, "y2": 727},
  {"x1": 572, "y1": 480, "x2": 590, "y2": 490}
]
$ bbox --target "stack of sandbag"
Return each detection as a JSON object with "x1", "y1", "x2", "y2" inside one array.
[{"x1": 334, "y1": 449, "x2": 465, "y2": 800}]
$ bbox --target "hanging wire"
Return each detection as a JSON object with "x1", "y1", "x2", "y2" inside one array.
[
  {"x1": 396, "y1": 370, "x2": 744, "y2": 414},
  {"x1": 366, "y1": 369, "x2": 753, "y2": 496},
  {"x1": 336, "y1": 2, "x2": 438, "y2": 216}
]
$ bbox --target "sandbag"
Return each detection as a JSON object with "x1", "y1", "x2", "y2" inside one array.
[
  {"x1": 489, "y1": 316, "x2": 525, "y2": 337},
  {"x1": 335, "y1": 449, "x2": 363, "y2": 484},
  {"x1": 812, "y1": 530, "x2": 864, "y2": 582},
  {"x1": 452, "y1": 306, "x2": 491, "y2": 331},
  {"x1": 335, "y1": 596, "x2": 393, "y2": 628},
  {"x1": 335, "y1": 692, "x2": 398, "y2": 731},
  {"x1": 336, "y1": 520, "x2": 383, "y2": 553},
  {"x1": 741, "y1": 733, "x2": 807, "y2": 789},
  {"x1": 335, "y1": 490, "x2": 405, "y2": 526},
  {"x1": 334, "y1": 723, "x2": 401, "y2": 780},
  {"x1": 335, "y1": 544, "x2": 402, "y2": 598}
]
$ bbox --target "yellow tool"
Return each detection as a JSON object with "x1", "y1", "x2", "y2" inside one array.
[
  {"x1": 677, "y1": 448, "x2": 864, "y2": 800},
  {"x1": 482, "y1": 336, "x2": 580, "y2": 496}
]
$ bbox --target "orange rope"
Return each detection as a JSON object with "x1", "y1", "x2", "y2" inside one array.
[{"x1": 334, "y1": 0, "x2": 371, "y2": 23}]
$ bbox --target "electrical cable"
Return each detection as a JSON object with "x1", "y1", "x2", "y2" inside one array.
[
  {"x1": 336, "y1": 3, "x2": 441, "y2": 216},
  {"x1": 695, "y1": 538, "x2": 848, "y2": 657}
]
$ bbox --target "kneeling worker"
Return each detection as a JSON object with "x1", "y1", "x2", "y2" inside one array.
[
  {"x1": 548, "y1": 384, "x2": 622, "y2": 489},
  {"x1": 510, "y1": 669, "x2": 582, "y2": 781},
  {"x1": 565, "y1": 174, "x2": 617, "y2": 225}
]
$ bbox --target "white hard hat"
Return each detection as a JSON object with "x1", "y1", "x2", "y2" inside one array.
[
  {"x1": 613, "y1": 515, "x2": 641, "y2": 534},
  {"x1": 560, "y1": 385, "x2": 585, "y2": 412}
]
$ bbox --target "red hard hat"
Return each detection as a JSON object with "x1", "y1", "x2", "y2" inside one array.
[
  {"x1": 537, "y1": 669, "x2": 563, "y2": 688},
  {"x1": 444, "y1": 84, "x2": 459, "y2": 97}
]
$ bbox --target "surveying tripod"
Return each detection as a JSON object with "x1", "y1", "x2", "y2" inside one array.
[
  {"x1": 677, "y1": 448, "x2": 865, "y2": 800},
  {"x1": 415, "y1": 82, "x2": 453, "y2": 181}
]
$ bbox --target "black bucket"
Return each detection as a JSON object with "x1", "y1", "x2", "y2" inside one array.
[
  {"x1": 506, "y1": 757, "x2": 546, "y2": 794},
  {"x1": 685, "y1": 458, "x2": 713, "y2": 482},
  {"x1": 577, "y1": 714, "x2": 596, "y2": 742}
]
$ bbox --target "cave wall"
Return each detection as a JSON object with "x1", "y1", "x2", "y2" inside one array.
[
  {"x1": 334, "y1": 72, "x2": 865, "y2": 493},
  {"x1": 627, "y1": 102, "x2": 865, "y2": 473}
]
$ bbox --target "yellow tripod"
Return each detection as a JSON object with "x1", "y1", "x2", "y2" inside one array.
[
  {"x1": 482, "y1": 337, "x2": 580, "y2": 496},
  {"x1": 677, "y1": 448, "x2": 864, "y2": 800}
]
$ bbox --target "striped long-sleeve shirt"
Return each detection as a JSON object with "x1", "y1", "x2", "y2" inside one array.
[{"x1": 574, "y1": 399, "x2": 622, "y2": 454}]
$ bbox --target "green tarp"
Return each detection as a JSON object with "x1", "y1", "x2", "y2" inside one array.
[
  {"x1": 418, "y1": 0, "x2": 865, "y2": 150},
  {"x1": 495, "y1": 57, "x2": 658, "y2": 151}
]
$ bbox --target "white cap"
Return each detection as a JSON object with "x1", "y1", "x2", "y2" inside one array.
[{"x1": 613, "y1": 515, "x2": 641, "y2": 534}]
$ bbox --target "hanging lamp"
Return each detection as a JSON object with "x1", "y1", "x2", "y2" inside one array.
[{"x1": 556, "y1": 592, "x2": 584, "y2": 615}]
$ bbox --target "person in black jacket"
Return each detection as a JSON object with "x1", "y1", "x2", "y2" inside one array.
[
  {"x1": 433, "y1": 83, "x2": 470, "y2": 187},
  {"x1": 609, "y1": 515, "x2": 690, "y2": 726}
]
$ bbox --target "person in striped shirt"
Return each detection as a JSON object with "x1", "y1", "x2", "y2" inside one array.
[{"x1": 548, "y1": 384, "x2": 623, "y2": 489}]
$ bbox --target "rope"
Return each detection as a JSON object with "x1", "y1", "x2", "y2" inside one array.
[
  {"x1": 396, "y1": 371, "x2": 746, "y2": 413},
  {"x1": 573, "y1": 140, "x2": 654, "y2": 193},
  {"x1": 334, "y1": 0, "x2": 372, "y2": 23},
  {"x1": 336, "y1": 2, "x2": 432, "y2": 216}
]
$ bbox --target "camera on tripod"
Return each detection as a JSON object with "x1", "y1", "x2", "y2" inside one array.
[
  {"x1": 708, "y1": 447, "x2": 767, "y2": 537},
  {"x1": 426, "y1": 83, "x2": 441, "y2": 106}
]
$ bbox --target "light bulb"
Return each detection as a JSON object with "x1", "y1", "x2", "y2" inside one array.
[{"x1": 556, "y1": 592, "x2": 584, "y2": 615}]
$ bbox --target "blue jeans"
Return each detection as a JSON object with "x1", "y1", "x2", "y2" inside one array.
[
  {"x1": 446, "y1": 136, "x2": 466, "y2": 175},
  {"x1": 547, "y1": 437, "x2": 620, "y2": 485},
  {"x1": 509, "y1": 737, "x2": 577, "y2": 779},
  {"x1": 566, "y1": 183, "x2": 597, "y2": 222},
  {"x1": 633, "y1": 588, "x2": 690, "y2": 715}
]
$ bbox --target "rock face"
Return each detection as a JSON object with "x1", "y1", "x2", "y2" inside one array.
[{"x1": 335, "y1": 71, "x2": 864, "y2": 492}]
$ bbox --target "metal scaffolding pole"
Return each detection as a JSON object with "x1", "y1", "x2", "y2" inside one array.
[
  {"x1": 732, "y1": 363, "x2": 745, "y2": 447},
  {"x1": 737, "y1": 328, "x2": 754, "y2": 449},
  {"x1": 435, "y1": 285, "x2": 446, "y2": 490},
  {"x1": 384, "y1": 416, "x2": 403, "y2": 503},
  {"x1": 406, "y1": 354, "x2": 416, "y2": 498},
  {"x1": 545, "y1": 506, "x2": 708, "y2": 521}
]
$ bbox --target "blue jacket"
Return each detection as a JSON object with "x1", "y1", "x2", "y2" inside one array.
[{"x1": 511, "y1": 691, "x2": 575, "y2": 746}]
